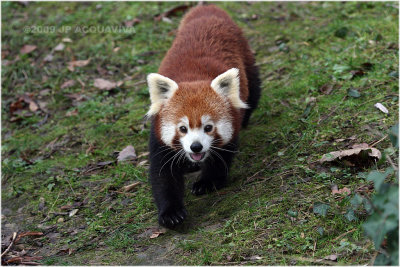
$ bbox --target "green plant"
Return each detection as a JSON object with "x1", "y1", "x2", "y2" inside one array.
[{"x1": 351, "y1": 124, "x2": 399, "y2": 265}]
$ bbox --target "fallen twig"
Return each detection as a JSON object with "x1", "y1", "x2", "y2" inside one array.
[
  {"x1": 286, "y1": 256, "x2": 339, "y2": 266},
  {"x1": 1, "y1": 232, "x2": 17, "y2": 257},
  {"x1": 49, "y1": 211, "x2": 69, "y2": 216},
  {"x1": 386, "y1": 155, "x2": 398, "y2": 171},
  {"x1": 20, "y1": 261, "x2": 41, "y2": 266},
  {"x1": 370, "y1": 251, "x2": 379, "y2": 265},
  {"x1": 244, "y1": 158, "x2": 278, "y2": 185},
  {"x1": 120, "y1": 181, "x2": 141, "y2": 192},
  {"x1": 6, "y1": 256, "x2": 43, "y2": 265},
  {"x1": 369, "y1": 135, "x2": 388, "y2": 147},
  {"x1": 15, "y1": 231, "x2": 43, "y2": 243},
  {"x1": 132, "y1": 80, "x2": 146, "y2": 87},
  {"x1": 332, "y1": 228, "x2": 356, "y2": 242},
  {"x1": 41, "y1": 191, "x2": 60, "y2": 223},
  {"x1": 318, "y1": 95, "x2": 347, "y2": 124}
]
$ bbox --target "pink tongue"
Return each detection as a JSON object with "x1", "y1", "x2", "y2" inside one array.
[{"x1": 191, "y1": 153, "x2": 203, "y2": 161}]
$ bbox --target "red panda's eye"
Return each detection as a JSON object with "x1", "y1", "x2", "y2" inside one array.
[
  {"x1": 204, "y1": 125, "x2": 213, "y2": 132},
  {"x1": 179, "y1": 126, "x2": 187, "y2": 133}
]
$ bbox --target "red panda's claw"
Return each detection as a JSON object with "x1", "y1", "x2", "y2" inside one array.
[{"x1": 158, "y1": 207, "x2": 187, "y2": 228}]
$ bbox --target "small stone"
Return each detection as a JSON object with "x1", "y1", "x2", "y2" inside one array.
[
  {"x1": 2, "y1": 208, "x2": 12, "y2": 216},
  {"x1": 15, "y1": 244, "x2": 25, "y2": 251},
  {"x1": 38, "y1": 197, "x2": 46, "y2": 211}
]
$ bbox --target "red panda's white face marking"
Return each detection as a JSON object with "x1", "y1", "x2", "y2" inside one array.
[
  {"x1": 147, "y1": 69, "x2": 245, "y2": 161},
  {"x1": 159, "y1": 114, "x2": 234, "y2": 162},
  {"x1": 178, "y1": 115, "x2": 213, "y2": 162}
]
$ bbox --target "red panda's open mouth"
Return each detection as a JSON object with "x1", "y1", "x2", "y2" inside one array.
[{"x1": 190, "y1": 152, "x2": 205, "y2": 161}]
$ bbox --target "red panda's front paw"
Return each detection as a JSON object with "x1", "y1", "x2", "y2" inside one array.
[
  {"x1": 158, "y1": 207, "x2": 187, "y2": 228},
  {"x1": 192, "y1": 179, "x2": 225, "y2": 196}
]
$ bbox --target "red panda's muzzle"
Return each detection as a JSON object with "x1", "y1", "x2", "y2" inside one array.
[{"x1": 190, "y1": 152, "x2": 205, "y2": 161}]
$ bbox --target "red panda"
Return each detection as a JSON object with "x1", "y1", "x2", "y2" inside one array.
[{"x1": 147, "y1": 5, "x2": 261, "y2": 228}]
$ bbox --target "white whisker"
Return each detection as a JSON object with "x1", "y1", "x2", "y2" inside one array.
[
  {"x1": 210, "y1": 148, "x2": 228, "y2": 176},
  {"x1": 170, "y1": 149, "x2": 183, "y2": 179},
  {"x1": 160, "y1": 149, "x2": 178, "y2": 162},
  {"x1": 210, "y1": 145, "x2": 238, "y2": 153},
  {"x1": 177, "y1": 150, "x2": 186, "y2": 166},
  {"x1": 159, "y1": 150, "x2": 180, "y2": 177}
]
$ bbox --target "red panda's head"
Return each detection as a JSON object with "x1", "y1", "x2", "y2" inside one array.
[{"x1": 146, "y1": 68, "x2": 247, "y2": 163}]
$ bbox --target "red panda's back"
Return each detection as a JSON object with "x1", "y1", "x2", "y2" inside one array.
[{"x1": 158, "y1": 5, "x2": 252, "y2": 102}]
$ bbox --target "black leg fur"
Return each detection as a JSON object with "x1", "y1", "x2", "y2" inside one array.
[
  {"x1": 149, "y1": 124, "x2": 187, "y2": 228},
  {"x1": 149, "y1": 122, "x2": 239, "y2": 227},
  {"x1": 242, "y1": 64, "x2": 261, "y2": 128}
]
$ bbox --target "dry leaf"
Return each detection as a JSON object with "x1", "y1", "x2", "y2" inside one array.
[
  {"x1": 57, "y1": 247, "x2": 74, "y2": 255},
  {"x1": 54, "y1": 43, "x2": 65, "y2": 51},
  {"x1": 10, "y1": 98, "x2": 25, "y2": 114},
  {"x1": 374, "y1": 103, "x2": 389, "y2": 114},
  {"x1": 331, "y1": 185, "x2": 351, "y2": 196},
  {"x1": 137, "y1": 160, "x2": 148, "y2": 167},
  {"x1": 162, "y1": 17, "x2": 173, "y2": 24},
  {"x1": 118, "y1": 145, "x2": 137, "y2": 162},
  {"x1": 2, "y1": 50, "x2": 10, "y2": 59},
  {"x1": 65, "y1": 93, "x2": 85, "y2": 101},
  {"x1": 15, "y1": 232, "x2": 43, "y2": 243},
  {"x1": 319, "y1": 83, "x2": 341, "y2": 95},
  {"x1": 323, "y1": 254, "x2": 338, "y2": 261},
  {"x1": 29, "y1": 101, "x2": 39, "y2": 112},
  {"x1": 60, "y1": 204, "x2": 73, "y2": 210},
  {"x1": 62, "y1": 38, "x2": 72, "y2": 43},
  {"x1": 96, "y1": 65, "x2": 107, "y2": 76},
  {"x1": 61, "y1": 80, "x2": 76, "y2": 89},
  {"x1": 320, "y1": 143, "x2": 381, "y2": 165},
  {"x1": 154, "y1": 4, "x2": 191, "y2": 21},
  {"x1": 334, "y1": 135, "x2": 356, "y2": 143},
  {"x1": 149, "y1": 228, "x2": 167, "y2": 239},
  {"x1": 69, "y1": 209, "x2": 79, "y2": 217},
  {"x1": 124, "y1": 18, "x2": 141, "y2": 27},
  {"x1": 67, "y1": 59, "x2": 90, "y2": 71},
  {"x1": 20, "y1": 45, "x2": 37, "y2": 54},
  {"x1": 10, "y1": 93, "x2": 40, "y2": 115},
  {"x1": 339, "y1": 187, "x2": 351, "y2": 195},
  {"x1": 93, "y1": 78, "x2": 122, "y2": 90},
  {"x1": 319, "y1": 84, "x2": 334, "y2": 95},
  {"x1": 66, "y1": 109, "x2": 78, "y2": 117},
  {"x1": 43, "y1": 54, "x2": 54, "y2": 62}
]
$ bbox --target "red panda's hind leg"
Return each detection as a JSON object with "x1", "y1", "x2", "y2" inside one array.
[{"x1": 242, "y1": 62, "x2": 261, "y2": 128}]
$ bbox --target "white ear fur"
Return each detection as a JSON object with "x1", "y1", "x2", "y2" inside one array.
[
  {"x1": 146, "y1": 73, "x2": 179, "y2": 117},
  {"x1": 210, "y1": 68, "x2": 248, "y2": 109}
]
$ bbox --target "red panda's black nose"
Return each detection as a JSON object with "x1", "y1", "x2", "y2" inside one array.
[{"x1": 190, "y1": 142, "x2": 203, "y2": 153}]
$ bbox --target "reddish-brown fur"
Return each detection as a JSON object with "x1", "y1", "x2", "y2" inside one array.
[{"x1": 154, "y1": 5, "x2": 256, "y2": 144}]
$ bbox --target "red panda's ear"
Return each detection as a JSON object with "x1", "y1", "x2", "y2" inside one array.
[
  {"x1": 210, "y1": 68, "x2": 248, "y2": 109},
  {"x1": 146, "y1": 73, "x2": 179, "y2": 117}
]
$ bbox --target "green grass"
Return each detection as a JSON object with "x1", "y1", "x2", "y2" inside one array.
[{"x1": 1, "y1": 1, "x2": 398, "y2": 265}]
